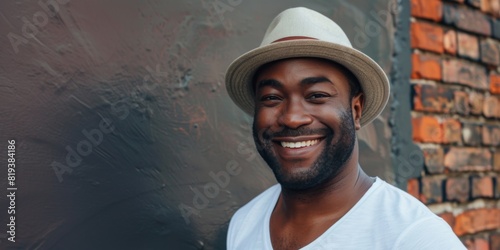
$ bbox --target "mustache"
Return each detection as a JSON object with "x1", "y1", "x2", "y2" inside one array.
[{"x1": 262, "y1": 127, "x2": 331, "y2": 140}]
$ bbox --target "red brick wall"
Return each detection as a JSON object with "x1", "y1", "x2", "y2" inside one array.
[{"x1": 409, "y1": 0, "x2": 500, "y2": 248}]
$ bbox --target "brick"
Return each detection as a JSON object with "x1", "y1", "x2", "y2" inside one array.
[
  {"x1": 496, "y1": 177, "x2": 500, "y2": 198},
  {"x1": 443, "y1": 3, "x2": 491, "y2": 36},
  {"x1": 466, "y1": 0, "x2": 481, "y2": 8},
  {"x1": 480, "y1": 38, "x2": 500, "y2": 66},
  {"x1": 422, "y1": 146, "x2": 445, "y2": 173},
  {"x1": 439, "y1": 212, "x2": 456, "y2": 228},
  {"x1": 411, "y1": 0, "x2": 442, "y2": 21},
  {"x1": 493, "y1": 150, "x2": 500, "y2": 171},
  {"x1": 443, "y1": 29, "x2": 458, "y2": 54},
  {"x1": 464, "y1": 237, "x2": 489, "y2": 250},
  {"x1": 411, "y1": 54, "x2": 442, "y2": 80},
  {"x1": 407, "y1": 178, "x2": 420, "y2": 199},
  {"x1": 490, "y1": 73, "x2": 500, "y2": 94},
  {"x1": 469, "y1": 92, "x2": 485, "y2": 115},
  {"x1": 411, "y1": 22, "x2": 444, "y2": 53},
  {"x1": 492, "y1": 18, "x2": 500, "y2": 40},
  {"x1": 457, "y1": 32, "x2": 479, "y2": 60},
  {"x1": 471, "y1": 176, "x2": 494, "y2": 198},
  {"x1": 420, "y1": 177, "x2": 443, "y2": 204},
  {"x1": 412, "y1": 84, "x2": 453, "y2": 112},
  {"x1": 483, "y1": 95, "x2": 500, "y2": 118},
  {"x1": 442, "y1": 118, "x2": 462, "y2": 144},
  {"x1": 462, "y1": 123, "x2": 482, "y2": 146},
  {"x1": 454, "y1": 90, "x2": 470, "y2": 115},
  {"x1": 454, "y1": 208, "x2": 500, "y2": 236},
  {"x1": 491, "y1": 234, "x2": 500, "y2": 250},
  {"x1": 482, "y1": 124, "x2": 500, "y2": 146},
  {"x1": 496, "y1": 176, "x2": 500, "y2": 198},
  {"x1": 475, "y1": 238, "x2": 490, "y2": 250},
  {"x1": 444, "y1": 147, "x2": 492, "y2": 171},
  {"x1": 445, "y1": 177, "x2": 470, "y2": 202},
  {"x1": 480, "y1": 0, "x2": 500, "y2": 17},
  {"x1": 442, "y1": 59, "x2": 488, "y2": 90},
  {"x1": 494, "y1": 151, "x2": 500, "y2": 171},
  {"x1": 412, "y1": 116, "x2": 443, "y2": 143}
]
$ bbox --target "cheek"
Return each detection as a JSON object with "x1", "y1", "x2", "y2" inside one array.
[
  {"x1": 308, "y1": 104, "x2": 348, "y2": 126},
  {"x1": 254, "y1": 108, "x2": 278, "y2": 133},
  {"x1": 305, "y1": 100, "x2": 339, "y2": 114}
]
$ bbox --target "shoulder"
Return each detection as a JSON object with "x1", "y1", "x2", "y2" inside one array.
[
  {"x1": 230, "y1": 183, "x2": 281, "y2": 223},
  {"x1": 227, "y1": 184, "x2": 280, "y2": 248},
  {"x1": 337, "y1": 178, "x2": 440, "y2": 234},
  {"x1": 373, "y1": 179, "x2": 465, "y2": 249},
  {"x1": 392, "y1": 216, "x2": 466, "y2": 249},
  {"x1": 373, "y1": 178, "x2": 438, "y2": 219}
]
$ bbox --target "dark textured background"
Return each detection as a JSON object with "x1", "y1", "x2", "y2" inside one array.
[{"x1": 0, "y1": 0, "x2": 398, "y2": 249}]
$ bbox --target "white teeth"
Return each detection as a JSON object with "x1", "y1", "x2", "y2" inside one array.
[{"x1": 280, "y1": 139, "x2": 320, "y2": 148}]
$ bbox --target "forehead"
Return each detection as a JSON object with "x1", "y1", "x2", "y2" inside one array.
[{"x1": 253, "y1": 57, "x2": 350, "y2": 87}]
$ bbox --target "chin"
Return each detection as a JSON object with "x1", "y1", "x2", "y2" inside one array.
[{"x1": 274, "y1": 169, "x2": 334, "y2": 191}]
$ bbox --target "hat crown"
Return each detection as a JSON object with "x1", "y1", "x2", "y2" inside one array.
[{"x1": 260, "y1": 7, "x2": 352, "y2": 48}]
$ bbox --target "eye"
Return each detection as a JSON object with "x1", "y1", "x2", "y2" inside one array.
[
  {"x1": 259, "y1": 95, "x2": 282, "y2": 106},
  {"x1": 261, "y1": 95, "x2": 281, "y2": 101},
  {"x1": 307, "y1": 93, "x2": 330, "y2": 101}
]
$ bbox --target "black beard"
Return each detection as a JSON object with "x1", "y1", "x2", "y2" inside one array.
[{"x1": 252, "y1": 110, "x2": 356, "y2": 190}]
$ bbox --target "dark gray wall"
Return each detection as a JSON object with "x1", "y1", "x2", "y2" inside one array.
[{"x1": 0, "y1": 0, "x2": 401, "y2": 249}]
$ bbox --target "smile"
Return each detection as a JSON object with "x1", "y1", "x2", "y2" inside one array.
[{"x1": 280, "y1": 139, "x2": 320, "y2": 148}]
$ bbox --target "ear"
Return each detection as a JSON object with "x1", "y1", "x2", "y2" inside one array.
[{"x1": 351, "y1": 93, "x2": 364, "y2": 130}]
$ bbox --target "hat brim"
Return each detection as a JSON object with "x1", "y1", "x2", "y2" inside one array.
[{"x1": 225, "y1": 40, "x2": 390, "y2": 127}]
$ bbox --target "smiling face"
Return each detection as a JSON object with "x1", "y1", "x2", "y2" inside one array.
[{"x1": 252, "y1": 58, "x2": 364, "y2": 190}]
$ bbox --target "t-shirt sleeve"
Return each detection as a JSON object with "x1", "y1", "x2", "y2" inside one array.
[{"x1": 392, "y1": 216, "x2": 466, "y2": 250}]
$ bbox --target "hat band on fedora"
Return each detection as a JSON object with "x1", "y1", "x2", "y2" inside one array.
[{"x1": 272, "y1": 36, "x2": 317, "y2": 43}]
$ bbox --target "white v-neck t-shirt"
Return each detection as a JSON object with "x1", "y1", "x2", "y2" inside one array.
[{"x1": 227, "y1": 177, "x2": 465, "y2": 250}]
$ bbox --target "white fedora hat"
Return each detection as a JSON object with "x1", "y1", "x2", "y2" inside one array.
[{"x1": 225, "y1": 7, "x2": 390, "y2": 127}]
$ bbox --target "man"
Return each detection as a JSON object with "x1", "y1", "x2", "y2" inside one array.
[{"x1": 224, "y1": 7, "x2": 465, "y2": 250}]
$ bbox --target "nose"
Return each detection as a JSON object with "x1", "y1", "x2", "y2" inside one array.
[{"x1": 277, "y1": 98, "x2": 313, "y2": 129}]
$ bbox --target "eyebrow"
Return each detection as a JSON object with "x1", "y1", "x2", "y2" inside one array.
[
  {"x1": 256, "y1": 79, "x2": 283, "y2": 91},
  {"x1": 256, "y1": 76, "x2": 332, "y2": 91},
  {"x1": 300, "y1": 76, "x2": 332, "y2": 85}
]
